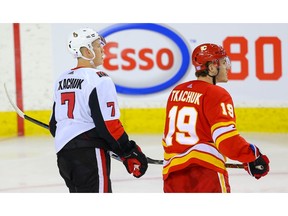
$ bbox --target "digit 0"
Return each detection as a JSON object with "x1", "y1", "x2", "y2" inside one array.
[{"x1": 255, "y1": 37, "x2": 282, "y2": 80}]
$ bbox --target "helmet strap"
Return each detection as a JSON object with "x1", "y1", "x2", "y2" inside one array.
[
  {"x1": 80, "y1": 49, "x2": 97, "y2": 68},
  {"x1": 207, "y1": 67, "x2": 220, "y2": 85}
]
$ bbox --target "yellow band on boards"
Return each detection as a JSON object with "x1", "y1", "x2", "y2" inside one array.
[{"x1": 0, "y1": 107, "x2": 287, "y2": 137}]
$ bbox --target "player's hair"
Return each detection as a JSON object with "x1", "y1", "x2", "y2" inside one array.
[{"x1": 194, "y1": 61, "x2": 211, "y2": 77}]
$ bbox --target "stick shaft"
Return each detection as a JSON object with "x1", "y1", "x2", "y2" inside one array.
[
  {"x1": 24, "y1": 115, "x2": 49, "y2": 129},
  {"x1": 112, "y1": 154, "x2": 244, "y2": 169}
]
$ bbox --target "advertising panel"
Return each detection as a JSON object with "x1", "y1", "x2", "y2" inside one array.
[{"x1": 52, "y1": 23, "x2": 288, "y2": 108}]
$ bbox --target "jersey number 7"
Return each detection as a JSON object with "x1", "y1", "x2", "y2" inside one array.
[{"x1": 61, "y1": 92, "x2": 75, "y2": 119}]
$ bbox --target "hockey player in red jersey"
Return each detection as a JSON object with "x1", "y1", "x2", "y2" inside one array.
[
  {"x1": 162, "y1": 43, "x2": 270, "y2": 192},
  {"x1": 49, "y1": 28, "x2": 148, "y2": 192}
]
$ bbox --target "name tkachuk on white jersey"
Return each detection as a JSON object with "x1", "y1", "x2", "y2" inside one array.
[{"x1": 58, "y1": 78, "x2": 84, "y2": 90}]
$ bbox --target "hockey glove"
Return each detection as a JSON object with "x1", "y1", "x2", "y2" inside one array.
[
  {"x1": 121, "y1": 141, "x2": 148, "y2": 178},
  {"x1": 243, "y1": 144, "x2": 270, "y2": 179}
]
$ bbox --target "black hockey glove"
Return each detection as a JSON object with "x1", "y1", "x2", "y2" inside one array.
[
  {"x1": 121, "y1": 140, "x2": 148, "y2": 178},
  {"x1": 243, "y1": 144, "x2": 270, "y2": 179}
]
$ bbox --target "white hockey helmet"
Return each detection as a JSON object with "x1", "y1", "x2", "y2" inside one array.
[{"x1": 67, "y1": 27, "x2": 102, "y2": 59}]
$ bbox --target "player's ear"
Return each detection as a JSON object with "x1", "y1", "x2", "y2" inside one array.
[
  {"x1": 208, "y1": 62, "x2": 218, "y2": 75},
  {"x1": 207, "y1": 62, "x2": 214, "y2": 72},
  {"x1": 80, "y1": 47, "x2": 91, "y2": 58},
  {"x1": 80, "y1": 47, "x2": 86, "y2": 56}
]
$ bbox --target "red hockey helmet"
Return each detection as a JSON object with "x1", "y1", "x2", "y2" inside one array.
[{"x1": 192, "y1": 43, "x2": 228, "y2": 73}]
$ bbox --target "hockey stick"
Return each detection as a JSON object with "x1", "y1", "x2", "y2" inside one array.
[
  {"x1": 4, "y1": 83, "x2": 244, "y2": 169},
  {"x1": 111, "y1": 153, "x2": 244, "y2": 168}
]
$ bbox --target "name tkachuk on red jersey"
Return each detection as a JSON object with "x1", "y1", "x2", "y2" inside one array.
[{"x1": 170, "y1": 90, "x2": 203, "y2": 105}]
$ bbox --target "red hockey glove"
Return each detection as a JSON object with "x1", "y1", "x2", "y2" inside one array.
[
  {"x1": 243, "y1": 144, "x2": 270, "y2": 179},
  {"x1": 121, "y1": 141, "x2": 148, "y2": 178}
]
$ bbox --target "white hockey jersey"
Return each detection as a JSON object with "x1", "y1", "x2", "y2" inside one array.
[{"x1": 49, "y1": 67, "x2": 126, "y2": 153}]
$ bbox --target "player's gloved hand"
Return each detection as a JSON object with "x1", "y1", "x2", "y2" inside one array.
[
  {"x1": 121, "y1": 140, "x2": 148, "y2": 178},
  {"x1": 243, "y1": 144, "x2": 270, "y2": 179}
]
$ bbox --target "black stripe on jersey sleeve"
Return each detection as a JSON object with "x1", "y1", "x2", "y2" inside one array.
[
  {"x1": 88, "y1": 88, "x2": 130, "y2": 156},
  {"x1": 49, "y1": 102, "x2": 57, "y2": 137}
]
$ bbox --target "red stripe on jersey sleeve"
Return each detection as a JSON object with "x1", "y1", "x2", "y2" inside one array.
[
  {"x1": 218, "y1": 134, "x2": 255, "y2": 163},
  {"x1": 105, "y1": 119, "x2": 125, "y2": 141}
]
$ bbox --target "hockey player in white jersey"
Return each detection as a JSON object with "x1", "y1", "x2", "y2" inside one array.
[{"x1": 49, "y1": 28, "x2": 148, "y2": 192}]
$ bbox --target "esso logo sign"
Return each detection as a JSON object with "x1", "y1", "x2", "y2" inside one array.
[{"x1": 99, "y1": 23, "x2": 190, "y2": 95}]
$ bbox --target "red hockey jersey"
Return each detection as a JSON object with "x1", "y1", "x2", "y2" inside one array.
[{"x1": 162, "y1": 80, "x2": 255, "y2": 180}]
